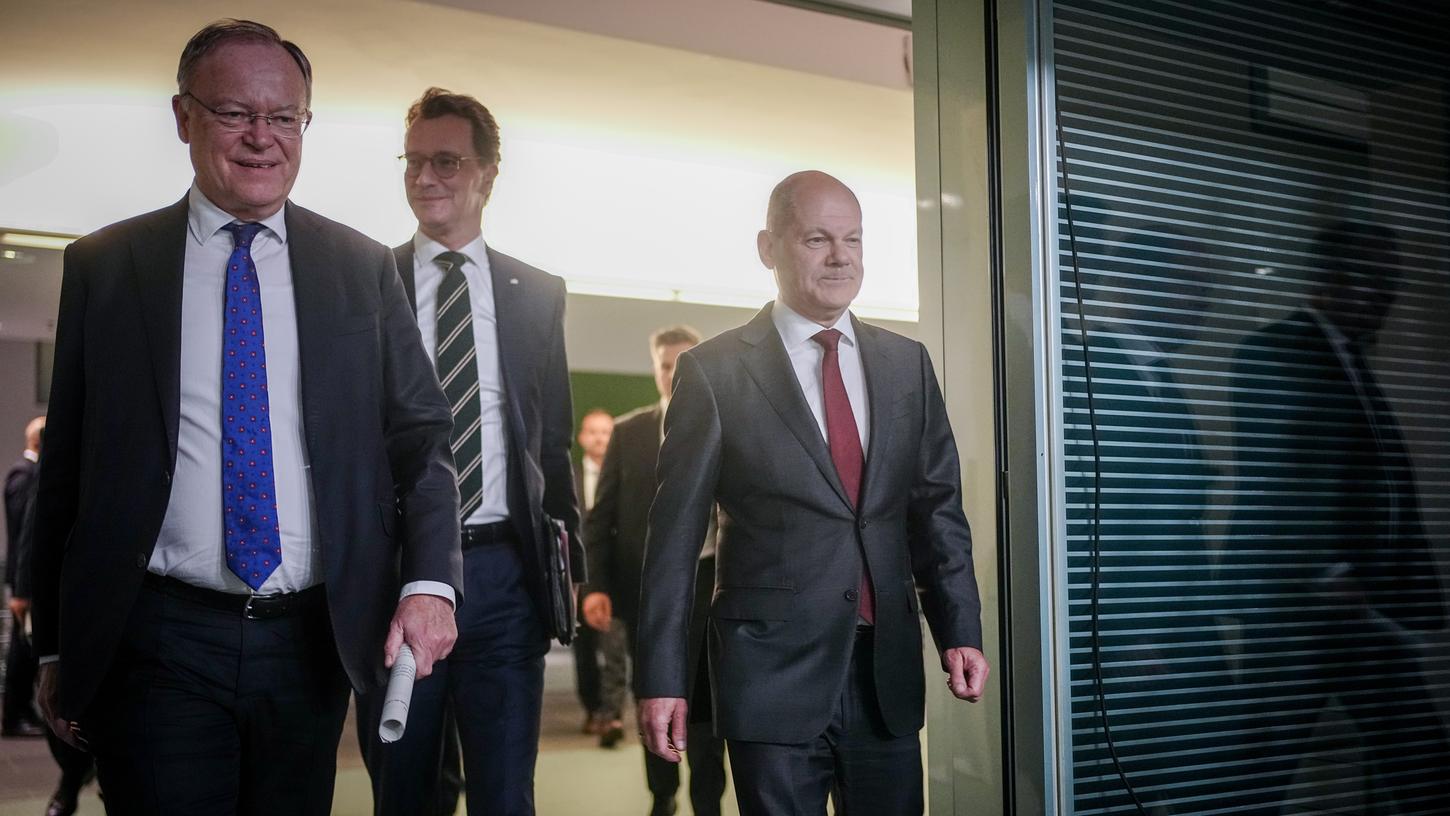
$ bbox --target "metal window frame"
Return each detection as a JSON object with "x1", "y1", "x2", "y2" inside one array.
[{"x1": 914, "y1": 0, "x2": 1064, "y2": 813}]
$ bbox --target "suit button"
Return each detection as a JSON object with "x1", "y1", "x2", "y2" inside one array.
[
  {"x1": 163, "y1": 470, "x2": 172, "y2": 485},
  {"x1": 136, "y1": 553, "x2": 148, "y2": 569},
  {"x1": 845, "y1": 589, "x2": 859, "y2": 602},
  {"x1": 857, "y1": 518, "x2": 868, "y2": 530}
]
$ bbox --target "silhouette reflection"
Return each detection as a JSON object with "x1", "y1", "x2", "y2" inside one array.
[{"x1": 1225, "y1": 222, "x2": 1449, "y2": 814}]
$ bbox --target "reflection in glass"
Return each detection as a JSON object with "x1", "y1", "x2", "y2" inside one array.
[{"x1": 1054, "y1": 1, "x2": 1450, "y2": 813}]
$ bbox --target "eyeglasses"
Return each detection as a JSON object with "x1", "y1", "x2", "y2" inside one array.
[
  {"x1": 398, "y1": 153, "x2": 487, "y2": 179},
  {"x1": 181, "y1": 93, "x2": 312, "y2": 137}
]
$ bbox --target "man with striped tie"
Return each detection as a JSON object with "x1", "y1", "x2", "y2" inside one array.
[{"x1": 355, "y1": 87, "x2": 581, "y2": 816}]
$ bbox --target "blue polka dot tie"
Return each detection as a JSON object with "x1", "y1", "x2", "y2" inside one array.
[{"x1": 221, "y1": 222, "x2": 282, "y2": 591}]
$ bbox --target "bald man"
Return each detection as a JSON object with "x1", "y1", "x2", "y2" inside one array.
[{"x1": 635, "y1": 171, "x2": 989, "y2": 814}]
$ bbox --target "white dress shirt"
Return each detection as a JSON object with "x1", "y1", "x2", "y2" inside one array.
[
  {"x1": 149, "y1": 187, "x2": 452, "y2": 605},
  {"x1": 150, "y1": 188, "x2": 317, "y2": 594},
  {"x1": 770, "y1": 300, "x2": 871, "y2": 453},
  {"x1": 411, "y1": 233, "x2": 511, "y2": 526},
  {"x1": 581, "y1": 456, "x2": 601, "y2": 511}
]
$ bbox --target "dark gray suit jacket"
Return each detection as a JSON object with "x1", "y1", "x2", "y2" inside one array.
[
  {"x1": 393, "y1": 241, "x2": 581, "y2": 633},
  {"x1": 4, "y1": 456, "x2": 37, "y2": 590},
  {"x1": 636, "y1": 304, "x2": 982, "y2": 744},
  {"x1": 30, "y1": 196, "x2": 463, "y2": 717},
  {"x1": 584, "y1": 403, "x2": 661, "y2": 627}
]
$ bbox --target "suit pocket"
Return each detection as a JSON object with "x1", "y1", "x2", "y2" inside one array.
[
  {"x1": 712, "y1": 586, "x2": 793, "y2": 622},
  {"x1": 335, "y1": 312, "x2": 378, "y2": 337}
]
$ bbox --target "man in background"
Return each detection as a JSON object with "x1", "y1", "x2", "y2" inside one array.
[
  {"x1": 572, "y1": 408, "x2": 629, "y2": 746},
  {"x1": 3, "y1": 416, "x2": 44, "y2": 739},
  {"x1": 584, "y1": 325, "x2": 728, "y2": 816},
  {"x1": 356, "y1": 86, "x2": 580, "y2": 816},
  {"x1": 9, "y1": 423, "x2": 96, "y2": 816}
]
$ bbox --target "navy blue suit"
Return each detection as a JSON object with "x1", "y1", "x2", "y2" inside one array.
[{"x1": 357, "y1": 241, "x2": 579, "y2": 816}]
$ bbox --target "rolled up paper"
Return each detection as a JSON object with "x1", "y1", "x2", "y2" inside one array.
[{"x1": 378, "y1": 643, "x2": 417, "y2": 744}]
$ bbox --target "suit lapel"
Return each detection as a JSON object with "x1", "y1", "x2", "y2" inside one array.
[
  {"x1": 393, "y1": 242, "x2": 417, "y2": 313},
  {"x1": 133, "y1": 197, "x2": 190, "y2": 462},
  {"x1": 854, "y1": 316, "x2": 895, "y2": 511},
  {"x1": 486, "y1": 247, "x2": 530, "y2": 463},
  {"x1": 739, "y1": 305, "x2": 852, "y2": 511},
  {"x1": 285, "y1": 204, "x2": 339, "y2": 450}
]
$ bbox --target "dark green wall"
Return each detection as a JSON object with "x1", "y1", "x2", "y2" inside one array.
[{"x1": 569, "y1": 370, "x2": 657, "y2": 462}]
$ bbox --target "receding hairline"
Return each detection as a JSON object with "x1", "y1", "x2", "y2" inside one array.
[
  {"x1": 649, "y1": 324, "x2": 702, "y2": 351},
  {"x1": 176, "y1": 20, "x2": 312, "y2": 104},
  {"x1": 579, "y1": 407, "x2": 614, "y2": 424},
  {"x1": 765, "y1": 170, "x2": 860, "y2": 234}
]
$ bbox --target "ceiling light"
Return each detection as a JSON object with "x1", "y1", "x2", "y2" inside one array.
[{"x1": 0, "y1": 232, "x2": 75, "y2": 251}]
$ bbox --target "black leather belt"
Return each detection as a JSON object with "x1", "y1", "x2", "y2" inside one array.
[
  {"x1": 144, "y1": 572, "x2": 325, "y2": 620},
  {"x1": 461, "y1": 520, "x2": 517, "y2": 550}
]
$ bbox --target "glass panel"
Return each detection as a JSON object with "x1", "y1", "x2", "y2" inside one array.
[{"x1": 1051, "y1": 1, "x2": 1450, "y2": 813}]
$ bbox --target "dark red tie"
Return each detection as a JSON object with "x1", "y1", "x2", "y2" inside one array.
[{"x1": 811, "y1": 329, "x2": 875, "y2": 625}]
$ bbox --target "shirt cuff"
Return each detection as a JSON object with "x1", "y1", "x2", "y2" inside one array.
[
  {"x1": 39, "y1": 654, "x2": 60, "y2": 665},
  {"x1": 400, "y1": 580, "x2": 456, "y2": 608}
]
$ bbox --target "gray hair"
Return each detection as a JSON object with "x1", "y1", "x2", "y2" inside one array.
[{"x1": 177, "y1": 19, "x2": 312, "y2": 104}]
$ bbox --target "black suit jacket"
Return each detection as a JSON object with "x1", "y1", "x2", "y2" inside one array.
[
  {"x1": 30, "y1": 196, "x2": 463, "y2": 717},
  {"x1": 394, "y1": 241, "x2": 581, "y2": 628},
  {"x1": 4, "y1": 456, "x2": 37, "y2": 590},
  {"x1": 1228, "y1": 310, "x2": 1442, "y2": 629},
  {"x1": 584, "y1": 403, "x2": 661, "y2": 627},
  {"x1": 636, "y1": 304, "x2": 982, "y2": 744}
]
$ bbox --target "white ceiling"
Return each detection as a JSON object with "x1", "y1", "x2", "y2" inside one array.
[
  {"x1": 0, "y1": 0, "x2": 918, "y2": 345},
  {"x1": 422, "y1": 0, "x2": 912, "y2": 88}
]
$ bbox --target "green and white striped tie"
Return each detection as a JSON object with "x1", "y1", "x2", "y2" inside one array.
[{"x1": 434, "y1": 251, "x2": 483, "y2": 519}]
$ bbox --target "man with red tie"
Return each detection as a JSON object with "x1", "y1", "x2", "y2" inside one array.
[{"x1": 635, "y1": 170, "x2": 989, "y2": 815}]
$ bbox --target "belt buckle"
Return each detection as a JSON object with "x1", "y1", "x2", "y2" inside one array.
[{"x1": 244, "y1": 593, "x2": 284, "y2": 620}]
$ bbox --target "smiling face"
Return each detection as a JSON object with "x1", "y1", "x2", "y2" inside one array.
[
  {"x1": 404, "y1": 114, "x2": 497, "y2": 249},
  {"x1": 173, "y1": 40, "x2": 307, "y2": 221},
  {"x1": 757, "y1": 174, "x2": 864, "y2": 326}
]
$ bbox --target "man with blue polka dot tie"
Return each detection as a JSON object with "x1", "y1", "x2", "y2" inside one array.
[{"x1": 27, "y1": 20, "x2": 462, "y2": 815}]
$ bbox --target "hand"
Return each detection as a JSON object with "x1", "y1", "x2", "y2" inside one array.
[
  {"x1": 385, "y1": 594, "x2": 457, "y2": 680},
  {"x1": 942, "y1": 646, "x2": 990, "y2": 702},
  {"x1": 7, "y1": 596, "x2": 28, "y2": 624},
  {"x1": 37, "y1": 663, "x2": 81, "y2": 749},
  {"x1": 637, "y1": 697, "x2": 688, "y2": 762},
  {"x1": 582, "y1": 592, "x2": 613, "y2": 632}
]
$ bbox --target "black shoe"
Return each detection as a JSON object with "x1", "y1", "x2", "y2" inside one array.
[
  {"x1": 599, "y1": 720, "x2": 625, "y2": 749},
  {"x1": 1, "y1": 720, "x2": 45, "y2": 738},
  {"x1": 648, "y1": 800, "x2": 678, "y2": 816}
]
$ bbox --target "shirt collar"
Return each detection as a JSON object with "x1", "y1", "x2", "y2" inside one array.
[
  {"x1": 413, "y1": 232, "x2": 489, "y2": 273},
  {"x1": 186, "y1": 184, "x2": 288, "y2": 246},
  {"x1": 23, "y1": 449, "x2": 38, "y2": 463},
  {"x1": 770, "y1": 300, "x2": 857, "y2": 350},
  {"x1": 583, "y1": 457, "x2": 602, "y2": 477}
]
